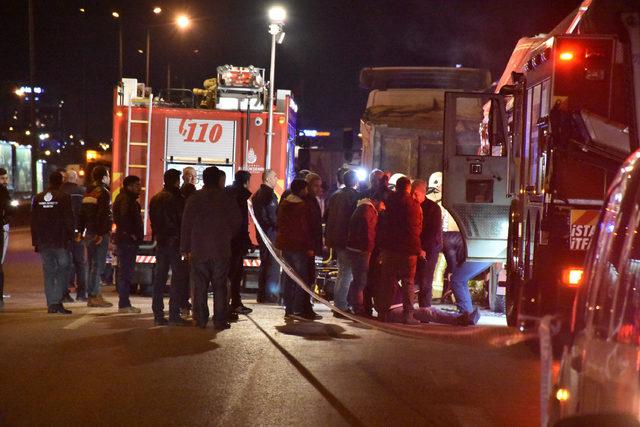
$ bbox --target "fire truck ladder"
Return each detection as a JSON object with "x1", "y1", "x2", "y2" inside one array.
[{"x1": 125, "y1": 94, "x2": 153, "y2": 235}]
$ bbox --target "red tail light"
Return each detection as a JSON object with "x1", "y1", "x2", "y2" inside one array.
[
  {"x1": 562, "y1": 268, "x2": 583, "y2": 287},
  {"x1": 559, "y1": 51, "x2": 575, "y2": 62}
]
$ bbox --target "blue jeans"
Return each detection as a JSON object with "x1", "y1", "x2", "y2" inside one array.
[
  {"x1": 85, "y1": 234, "x2": 109, "y2": 297},
  {"x1": 282, "y1": 251, "x2": 312, "y2": 315},
  {"x1": 334, "y1": 248, "x2": 353, "y2": 310},
  {"x1": 69, "y1": 239, "x2": 88, "y2": 299},
  {"x1": 40, "y1": 247, "x2": 71, "y2": 306},
  {"x1": 191, "y1": 258, "x2": 229, "y2": 324},
  {"x1": 116, "y1": 242, "x2": 138, "y2": 308},
  {"x1": 450, "y1": 261, "x2": 492, "y2": 313},
  {"x1": 152, "y1": 242, "x2": 187, "y2": 320},
  {"x1": 258, "y1": 235, "x2": 281, "y2": 301},
  {"x1": 347, "y1": 250, "x2": 371, "y2": 314}
]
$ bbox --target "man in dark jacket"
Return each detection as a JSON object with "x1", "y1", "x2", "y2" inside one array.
[
  {"x1": 79, "y1": 166, "x2": 113, "y2": 308},
  {"x1": 411, "y1": 179, "x2": 443, "y2": 308},
  {"x1": 226, "y1": 170, "x2": 253, "y2": 315},
  {"x1": 181, "y1": 167, "x2": 241, "y2": 330},
  {"x1": 325, "y1": 169, "x2": 359, "y2": 314},
  {"x1": 149, "y1": 169, "x2": 188, "y2": 326},
  {"x1": 31, "y1": 171, "x2": 75, "y2": 314},
  {"x1": 251, "y1": 169, "x2": 280, "y2": 303},
  {"x1": 61, "y1": 170, "x2": 87, "y2": 302},
  {"x1": 276, "y1": 179, "x2": 319, "y2": 321},
  {"x1": 378, "y1": 176, "x2": 422, "y2": 324},
  {"x1": 346, "y1": 197, "x2": 382, "y2": 316},
  {"x1": 0, "y1": 167, "x2": 13, "y2": 309},
  {"x1": 113, "y1": 175, "x2": 144, "y2": 313}
]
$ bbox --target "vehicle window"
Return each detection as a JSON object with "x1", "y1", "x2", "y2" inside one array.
[
  {"x1": 455, "y1": 97, "x2": 486, "y2": 156},
  {"x1": 540, "y1": 80, "x2": 551, "y2": 118},
  {"x1": 529, "y1": 84, "x2": 542, "y2": 186},
  {"x1": 586, "y1": 162, "x2": 640, "y2": 338},
  {"x1": 523, "y1": 89, "x2": 533, "y2": 184}
]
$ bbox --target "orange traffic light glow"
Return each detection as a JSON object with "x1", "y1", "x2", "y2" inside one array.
[{"x1": 559, "y1": 51, "x2": 575, "y2": 61}]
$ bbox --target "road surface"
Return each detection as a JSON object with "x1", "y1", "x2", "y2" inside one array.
[{"x1": 0, "y1": 228, "x2": 540, "y2": 426}]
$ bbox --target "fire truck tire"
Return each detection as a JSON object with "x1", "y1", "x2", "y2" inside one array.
[{"x1": 506, "y1": 276, "x2": 521, "y2": 327}]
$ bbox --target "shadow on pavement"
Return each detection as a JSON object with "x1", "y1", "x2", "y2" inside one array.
[
  {"x1": 275, "y1": 321, "x2": 361, "y2": 341},
  {"x1": 56, "y1": 317, "x2": 221, "y2": 366}
]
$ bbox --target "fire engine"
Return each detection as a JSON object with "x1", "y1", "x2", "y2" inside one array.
[
  {"x1": 441, "y1": 0, "x2": 640, "y2": 337},
  {"x1": 111, "y1": 65, "x2": 297, "y2": 287}
]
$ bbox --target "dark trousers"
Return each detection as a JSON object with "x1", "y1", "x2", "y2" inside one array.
[
  {"x1": 0, "y1": 229, "x2": 4, "y2": 302},
  {"x1": 191, "y1": 257, "x2": 229, "y2": 324},
  {"x1": 69, "y1": 239, "x2": 87, "y2": 298},
  {"x1": 152, "y1": 241, "x2": 187, "y2": 320},
  {"x1": 282, "y1": 250, "x2": 312, "y2": 315},
  {"x1": 116, "y1": 242, "x2": 138, "y2": 308},
  {"x1": 347, "y1": 250, "x2": 371, "y2": 314},
  {"x1": 228, "y1": 244, "x2": 245, "y2": 308},
  {"x1": 378, "y1": 251, "x2": 417, "y2": 315},
  {"x1": 416, "y1": 246, "x2": 440, "y2": 307},
  {"x1": 257, "y1": 236, "x2": 280, "y2": 301},
  {"x1": 40, "y1": 247, "x2": 71, "y2": 306}
]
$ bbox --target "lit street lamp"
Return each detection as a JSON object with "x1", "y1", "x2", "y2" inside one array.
[
  {"x1": 146, "y1": 13, "x2": 191, "y2": 88},
  {"x1": 266, "y1": 5, "x2": 286, "y2": 169},
  {"x1": 112, "y1": 11, "x2": 123, "y2": 81}
]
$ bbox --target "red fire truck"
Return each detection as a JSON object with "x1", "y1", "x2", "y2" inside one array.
[
  {"x1": 111, "y1": 66, "x2": 297, "y2": 287},
  {"x1": 441, "y1": 0, "x2": 639, "y2": 340}
]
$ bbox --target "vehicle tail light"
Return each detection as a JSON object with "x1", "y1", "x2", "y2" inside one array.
[
  {"x1": 562, "y1": 267, "x2": 583, "y2": 287},
  {"x1": 556, "y1": 388, "x2": 570, "y2": 402},
  {"x1": 559, "y1": 51, "x2": 575, "y2": 62}
]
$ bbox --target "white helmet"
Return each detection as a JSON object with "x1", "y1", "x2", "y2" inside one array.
[
  {"x1": 389, "y1": 173, "x2": 407, "y2": 188},
  {"x1": 428, "y1": 171, "x2": 442, "y2": 192}
]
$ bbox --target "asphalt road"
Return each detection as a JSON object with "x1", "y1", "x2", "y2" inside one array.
[{"x1": 0, "y1": 228, "x2": 540, "y2": 427}]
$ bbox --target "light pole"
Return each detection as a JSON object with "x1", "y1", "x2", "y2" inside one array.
[
  {"x1": 146, "y1": 13, "x2": 191, "y2": 89},
  {"x1": 112, "y1": 12, "x2": 123, "y2": 81},
  {"x1": 265, "y1": 5, "x2": 286, "y2": 170}
]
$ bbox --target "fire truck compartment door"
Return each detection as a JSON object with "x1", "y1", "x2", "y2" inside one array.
[{"x1": 443, "y1": 92, "x2": 509, "y2": 262}]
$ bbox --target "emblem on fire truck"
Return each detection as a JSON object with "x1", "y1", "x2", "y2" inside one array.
[
  {"x1": 247, "y1": 148, "x2": 257, "y2": 164},
  {"x1": 570, "y1": 210, "x2": 599, "y2": 251}
]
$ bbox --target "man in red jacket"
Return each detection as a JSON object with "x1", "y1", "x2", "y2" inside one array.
[
  {"x1": 346, "y1": 197, "x2": 383, "y2": 316},
  {"x1": 377, "y1": 176, "x2": 422, "y2": 324},
  {"x1": 276, "y1": 179, "x2": 320, "y2": 321}
]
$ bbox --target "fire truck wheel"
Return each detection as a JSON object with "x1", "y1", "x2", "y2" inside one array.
[{"x1": 506, "y1": 276, "x2": 521, "y2": 327}]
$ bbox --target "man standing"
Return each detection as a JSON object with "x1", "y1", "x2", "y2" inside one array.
[
  {"x1": 325, "y1": 169, "x2": 359, "y2": 316},
  {"x1": 276, "y1": 179, "x2": 317, "y2": 321},
  {"x1": 226, "y1": 170, "x2": 253, "y2": 315},
  {"x1": 0, "y1": 168, "x2": 13, "y2": 309},
  {"x1": 346, "y1": 197, "x2": 382, "y2": 316},
  {"x1": 61, "y1": 170, "x2": 87, "y2": 302},
  {"x1": 411, "y1": 179, "x2": 443, "y2": 308},
  {"x1": 181, "y1": 167, "x2": 197, "y2": 199},
  {"x1": 113, "y1": 175, "x2": 144, "y2": 313},
  {"x1": 149, "y1": 169, "x2": 188, "y2": 326},
  {"x1": 303, "y1": 173, "x2": 323, "y2": 320},
  {"x1": 31, "y1": 171, "x2": 74, "y2": 314},
  {"x1": 378, "y1": 176, "x2": 422, "y2": 324},
  {"x1": 181, "y1": 167, "x2": 241, "y2": 330},
  {"x1": 79, "y1": 166, "x2": 113, "y2": 308},
  {"x1": 251, "y1": 169, "x2": 280, "y2": 303}
]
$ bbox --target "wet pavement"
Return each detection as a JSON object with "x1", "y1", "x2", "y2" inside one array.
[{"x1": 0, "y1": 228, "x2": 540, "y2": 426}]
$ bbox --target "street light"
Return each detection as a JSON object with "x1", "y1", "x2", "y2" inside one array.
[
  {"x1": 265, "y1": 5, "x2": 286, "y2": 169},
  {"x1": 176, "y1": 15, "x2": 190, "y2": 29},
  {"x1": 146, "y1": 13, "x2": 191, "y2": 88},
  {"x1": 112, "y1": 11, "x2": 123, "y2": 81}
]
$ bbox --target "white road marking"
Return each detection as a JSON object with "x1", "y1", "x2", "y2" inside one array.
[{"x1": 63, "y1": 314, "x2": 95, "y2": 330}]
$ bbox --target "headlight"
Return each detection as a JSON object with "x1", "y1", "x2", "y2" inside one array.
[
  {"x1": 10, "y1": 200, "x2": 19, "y2": 207},
  {"x1": 356, "y1": 168, "x2": 368, "y2": 182}
]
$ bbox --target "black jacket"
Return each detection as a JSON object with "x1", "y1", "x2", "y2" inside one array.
[
  {"x1": 79, "y1": 182, "x2": 112, "y2": 236},
  {"x1": 181, "y1": 187, "x2": 242, "y2": 261},
  {"x1": 181, "y1": 182, "x2": 196, "y2": 200},
  {"x1": 226, "y1": 183, "x2": 252, "y2": 250},
  {"x1": 60, "y1": 182, "x2": 86, "y2": 232},
  {"x1": 31, "y1": 187, "x2": 74, "y2": 250},
  {"x1": 113, "y1": 189, "x2": 143, "y2": 246},
  {"x1": 149, "y1": 186, "x2": 185, "y2": 245},
  {"x1": 0, "y1": 185, "x2": 13, "y2": 226},
  {"x1": 420, "y1": 199, "x2": 443, "y2": 252},
  {"x1": 304, "y1": 194, "x2": 324, "y2": 254},
  {"x1": 252, "y1": 184, "x2": 278, "y2": 240},
  {"x1": 325, "y1": 187, "x2": 359, "y2": 249}
]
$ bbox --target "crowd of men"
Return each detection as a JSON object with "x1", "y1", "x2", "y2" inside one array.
[{"x1": 15, "y1": 162, "x2": 483, "y2": 329}]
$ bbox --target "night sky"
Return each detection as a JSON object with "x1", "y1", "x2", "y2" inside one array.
[{"x1": 1, "y1": 0, "x2": 579, "y2": 141}]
